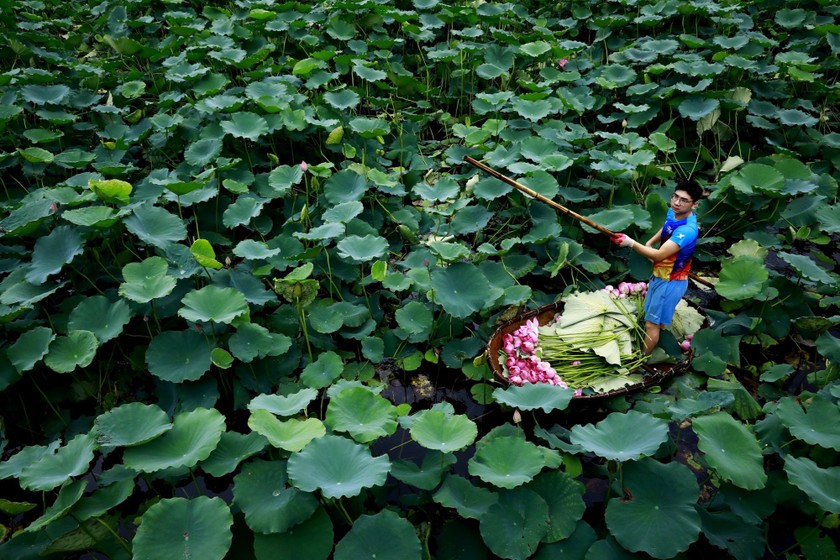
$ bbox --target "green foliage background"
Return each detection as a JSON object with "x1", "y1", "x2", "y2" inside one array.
[{"x1": 0, "y1": 0, "x2": 839, "y2": 558}]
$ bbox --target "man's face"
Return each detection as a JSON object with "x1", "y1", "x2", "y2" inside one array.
[{"x1": 670, "y1": 189, "x2": 698, "y2": 215}]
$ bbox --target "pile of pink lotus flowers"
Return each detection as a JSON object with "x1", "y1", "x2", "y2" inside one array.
[
  {"x1": 502, "y1": 318, "x2": 568, "y2": 387},
  {"x1": 602, "y1": 281, "x2": 647, "y2": 299}
]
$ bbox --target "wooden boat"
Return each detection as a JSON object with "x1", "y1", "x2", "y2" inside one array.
[{"x1": 486, "y1": 300, "x2": 708, "y2": 401}]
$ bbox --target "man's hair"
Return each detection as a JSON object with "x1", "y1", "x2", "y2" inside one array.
[{"x1": 675, "y1": 179, "x2": 704, "y2": 203}]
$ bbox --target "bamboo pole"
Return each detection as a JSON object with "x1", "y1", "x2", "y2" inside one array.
[{"x1": 464, "y1": 156, "x2": 716, "y2": 289}]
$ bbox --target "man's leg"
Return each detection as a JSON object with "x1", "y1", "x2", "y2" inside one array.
[{"x1": 644, "y1": 321, "x2": 661, "y2": 355}]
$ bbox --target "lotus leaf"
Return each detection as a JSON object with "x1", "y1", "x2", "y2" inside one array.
[
  {"x1": 21, "y1": 84, "x2": 71, "y2": 105},
  {"x1": 119, "y1": 257, "x2": 177, "y2": 303},
  {"x1": 123, "y1": 408, "x2": 225, "y2": 473},
  {"x1": 124, "y1": 204, "x2": 187, "y2": 249},
  {"x1": 93, "y1": 402, "x2": 172, "y2": 447},
  {"x1": 68, "y1": 296, "x2": 132, "y2": 343},
  {"x1": 479, "y1": 488, "x2": 550, "y2": 560},
  {"x1": 223, "y1": 195, "x2": 266, "y2": 228},
  {"x1": 391, "y1": 451, "x2": 457, "y2": 491},
  {"x1": 221, "y1": 112, "x2": 268, "y2": 141},
  {"x1": 23, "y1": 479, "x2": 87, "y2": 533},
  {"x1": 605, "y1": 459, "x2": 701, "y2": 558},
  {"x1": 248, "y1": 409, "x2": 326, "y2": 452},
  {"x1": 335, "y1": 234, "x2": 389, "y2": 263},
  {"x1": 253, "y1": 507, "x2": 334, "y2": 560},
  {"x1": 334, "y1": 509, "x2": 421, "y2": 560},
  {"x1": 525, "y1": 470, "x2": 585, "y2": 542},
  {"x1": 228, "y1": 322, "x2": 292, "y2": 362},
  {"x1": 7, "y1": 326, "x2": 54, "y2": 373},
  {"x1": 693, "y1": 412, "x2": 767, "y2": 490},
  {"x1": 61, "y1": 206, "x2": 121, "y2": 227},
  {"x1": 468, "y1": 434, "x2": 549, "y2": 489},
  {"x1": 784, "y1": 456, "x2": 840, "y2": 514},
  {"x1": 492, "y1": 384, "x2": 574, "y2": 413},
  {"x1": 26, "y1": 225, "x2": 84, "y2": 284},
  {"x1": 777, "y1": 252, "x2": 835, "y2": 285},
  {"x1": 325, "y1": 387, "x2": 398, "y2": 443},
  {"x1": 179, "y1": 285, "x2": 248, "y2": 324},
  {"x1": 569, "y1": 410, "x2": 668, "y2": 461},
  {"x1": 190, "y1": 238, "x2": 223, "y2": 270},
  {"x1": 199, "y1": 431, "x2": 268, "y2": 477},
  {"x1": 698, "y1": 509, "x2": 766, "y2": 560},
  {"x1": 146, "y1": 330, "x2": 212, "y2": 382},
  {"x1": 716, "y1": 257, "x2": 769, "y2": 300},
  {"x1": 287, "y1": 435, "x2": 390, "y2": 499},
  {"x1": 409, "y1": 409, "x2": 477, "y2": 452},
  {"x1": 433, "y1": 475, "x2": 498, "y2": 520},
  {"x1": 44, "y1": 330, "x2": 98, "y2": 374},
  {"x1": 233, "y1": 459, "x2": 318, "y2": 534},
  {"x1": 132, "y1": 497, "x2": 233, "y2": 560},
  {"x1": 300, "y1": 351, "x2": 344, "y2": 389},
  {"x1": 431, "y1": 262, "x2": 500, "y2": 319},
  {"x1": 0, "y1": 442, "x2": 59, "y2": 480},
  {"x1": 731, "y1": 163, "x2": 786, "y2": 197},
  {"x1": 71, "y1": 477, "x2": 135, "y2": 521},
  {"x1": 248, "y1": 388, "x2": 319, "y2": 417},
  {"x1": 679, "y1": 96, "x2": 721, "y2": 120},
  {"x1": 775, "y1": 395, "x2": 840, "y2": 451},
  {"x1": 18, "y1": 146, "x2": 54, "y2": 164},
  {"x1": 19, "y1": 434, "x2": 96, "y2": 491},
  {"x1": 816, "y1": 332, "x2": 840, "y2": 363}
]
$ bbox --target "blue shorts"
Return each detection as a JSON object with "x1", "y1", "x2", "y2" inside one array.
[{"x1": 644, "y1": 277, "x2": 688, "y2": 326}]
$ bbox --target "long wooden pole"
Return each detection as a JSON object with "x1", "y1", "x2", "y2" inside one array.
[{"x1": 464, "y1": 156, "x2": 716, "y2": 289}]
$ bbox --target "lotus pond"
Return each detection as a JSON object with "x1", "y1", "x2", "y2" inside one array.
[{"x1": 0, "y1": 0, "x2": 839, "y2": 558}]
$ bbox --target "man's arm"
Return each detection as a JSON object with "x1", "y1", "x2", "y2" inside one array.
[{"x1": 613, "y1": 234, "x2": 681, "y2": 261}]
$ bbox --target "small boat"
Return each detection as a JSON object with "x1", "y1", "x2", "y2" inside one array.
[{"x1": 486, "y1": 300, "x2": 708, "y2": 401}]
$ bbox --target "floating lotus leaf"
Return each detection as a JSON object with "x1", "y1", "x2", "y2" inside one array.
[
  {"x1": 146, "y1": 330, "x2": 212, "y2": 382},
  {"x1": 68, "y1": 296, "x2": 132, "y2": 343},
  {"x1": 93, "y1": 402, "x2": 172, "y2": 447},
  {"x1": 248, "y1": 388, "x2": 318, "y2": 417},
  {"x1": 525, "y1": 470, "x2": 585, "y2": 542},
  {"x1": 44, "y1": 330, "x2": 98, "y2": 373},
  {"x1": 7, "y1": 326, "x2": 54, "y2": 373},
  {"x1": 123, "y1": 203, "x2": 187, "y2": 249},
  {"x1": 605, "y1": 459, "x2": 701, "y2": 559},
  {"x1": 391, "y1": 451, "x2": 457, "y2": 491},
  {"x1": 71, "y1": 477, "x2": 135, "y2": 521},
  {"x1": 715, "y1": 256, "x2": 768, "y2": 300},
  {"x1": 431, "y1": 262, "x2": 500, "y2": 319},
  {"x1": 409, "y1": 409, "x2": 477, "y2": 452},
  {"x1": 123, "y1": 408, "x2": 225, "y2": 473},
  {"x1": 248, "y1": 409, "x2": 326, "y2": 452},
  {"x1": 119, "y1": 257, "x2": 177, "y2": 303},
  {"x1": 569, "y1": 410, "x2": 669, "y2": 461},
  {"x1": 253, "y1": 507, "x2": 334, "y2": 560},
  {"x1": 25, "y1": 225, "x2": 84, "y2": 284},
  {"x1": 698, "y1": 509, "x2": 766, "y2": 560},
  {"x1": 287, "y1": 435, "x2": 390, "y2": 499},
  {"x1": 783, "y1": 456, "x2": 840, "y2": 514},
  {"x1": 228, "y1": 322, "x2": 292, "y2": 363},
  {"x1": 179, "y1": 285, "x2": 248, "y2": 324},
  {"x1": 492, "y1": 384, "x2": 574, "y2": 413},
  {"x1": 335, "y1": 234, "x2": 389, "y2": 263},
  {"x1": 233, "y1": 459, "x2": 319, "y2": 534},
  {"x1": 19, "y1": 434, "x2": 96, "y2": 491},
  {"x1": 468, "y1": 435, "x2": 548, "y2": 489},
  {"x1": 326, "y1": 387, "x2": 398, "y2": 443},
  {"x1": 199, "y1": 431, "x2": 267, "y2": 477},
  {"x1": 395, "y1": 301, "x2": 433, "y2": 338},
  {"x1": 133, "y1": 497, "x2": 233, "y2": 560},
  {"x1": 334, "y1": 510, "x2": 421, "y2": 560},
  {"x1": 775, "y1": 395, "x2": 840, "y2": 451},
  {"x1": 23, "y1": 479, "x2": 86, "y2": 533},
  {"x1": 693, "y1": 412, "x2": 767, "y2": 490},
  {"x1": 300, "y1": 351, "x2": 344, "y2": 389},
  {"x1": 479, "y1": 488, "x2": 550, "y2": 560}
]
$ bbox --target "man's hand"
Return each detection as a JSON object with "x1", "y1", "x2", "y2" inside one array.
[{"x1": 611, "y1": 233, "x2": 635, "y2": 248}]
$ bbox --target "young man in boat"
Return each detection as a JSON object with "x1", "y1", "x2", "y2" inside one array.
[{"x1": 611, "y1": 180, "x2": 703, "y2": 355}]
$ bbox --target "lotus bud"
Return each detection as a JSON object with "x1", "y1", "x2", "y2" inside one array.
[
  {"x1": 680, "y1": 340, "x2": 691, "y2": 352},
  {"x1": 300, "y1": 161, "x2": 308, "y2": 172},
  {"x1": 510, "y1": 375, "x2": 522, "y2": 385},
  {"x1": 505, "y1": 356, "x2": 516, "y2": 368},
  {"x1": 512, "y1": 409, "x2": 522, "y2": 424},
  {"x1": 558, "y1": 58, "x2": 568, "y2": 68}
]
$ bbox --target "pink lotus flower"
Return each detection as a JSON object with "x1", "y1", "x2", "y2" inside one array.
[
  {"x1": 558, "y1": 58, "x2": 569, "y2": 68},
  {"x1": 300, "y1": 161, "x2": 308, "y2": 172}
]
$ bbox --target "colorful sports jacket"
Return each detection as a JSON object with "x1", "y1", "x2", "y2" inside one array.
[{"x1": 652, "y1": 209, "x2": 698, "y2": 281}]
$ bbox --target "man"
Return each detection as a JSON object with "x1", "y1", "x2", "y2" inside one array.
[{"x1": 611, "y1": 180, "x2": 703, "y2": 355}]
